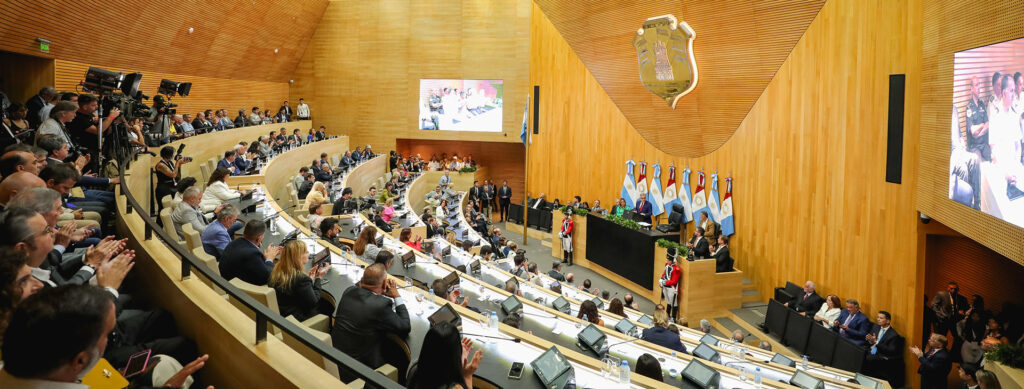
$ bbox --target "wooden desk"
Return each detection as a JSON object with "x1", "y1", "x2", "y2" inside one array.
[{"x1": 674, "y1": 254, "x2": 744, "y2": 324}]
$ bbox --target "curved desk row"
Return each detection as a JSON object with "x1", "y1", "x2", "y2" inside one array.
[
  {"x1": 259, "y1": 154, "x2": 873, "y2": 389},
  {"x1": 117, "y1": 122, "x2": 369, "y2": 388}
]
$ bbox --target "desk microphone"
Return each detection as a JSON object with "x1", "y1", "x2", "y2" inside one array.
[
  {"x1": 521, "y1": 310, "x2": 558, "y2": 320},
  {"x1": 263, "y1": 204, "x2": 297, "y2": 221},
  {"x1": 605, "y1": 335, "x2": 645, "y2": 349},
  {"x1": 461, "y1": 333, "x2": 522, "y2": 343}
]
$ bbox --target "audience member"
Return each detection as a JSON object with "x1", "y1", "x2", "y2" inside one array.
[
  {"x1": 577, "y1": 299, "x2": 604, "y2": 326},
  {"x1": 269, "y1": 240, "x2": 328, "y2": 321},
  {"x1": 581, "y1": 278, "x2": 599, "y2": 295},
  {"x1": 864, "y1": 310, "x2": 905, "y2": 386},
  {"x1": 332, "y1": 264, "x2": 411, "y2": 380},
  {"x1": 200, "y1": 204, "x2": 242, "y2": 257},
  {"x1": 958, "y1": 364, "x2": 980, "y2": 389},
  {"x1": 374, "y1": 250, "x2": 395, "y2": 272},
  {"x1": 834, "y1": 298, "x2": 871, "y2": 346},
  {"x1": 353, "y1": 226, "x2": 382, "y2": 262},
  {"x1": 912, "y1": 333, "x2": 953, "y2": 389},
  {"x1": 975, "y1": 369, "x2": 1002, "y2": 389},
  {"x1": 608, "y1": 298, "x2": 625, "y2": 317},
  {"x1": 732, "y1": 329, "x2": 745, "y2": 343},
  {"x1": 624, "y1": 294, "x2": 639, "y2": 311},
  {"x1": 686, "y1": 227, "x2": 710, "y2": 258},
  {"x1": 406, "y1": 321, "x2": 481, "y2": 389},
  {"x1": 786, "y1": 280, "x2": 825, "y2": 314},
  {"x1": 400, "y1": 228, "x2": 422, "y2": 251},
  {"x1": 812, "y1": 294, "x2": 842, "y2": 329},
  {"x1": 547, "y1": 261, "x2": 566, "y2": 281},
  {"x1": 712, "y1": 235, "x2": 733, "y2": 273},
  {"x1": 307, "y1": 202, "x2": 325, "y2": 232},
  {"x1": 699, "y1": 319, "x2": 712, "y2": 334},
  {"x1": 641, "y1": 307, "x2": 686, "y2": 353},
  {"x1": 635, "y1": 353, "x2": 664, "y2": 382},
  {"x1": 199, "y1": 167, "x2": 241, "y2": 212},
  {"x1": 170, "y1": 186, "x2": 213, "y2": 239},
  {"x1": 759, "y1": 340, "x2": 773, "y2": 351},
  {"x1": 219, "y1": 220, "x2": 280, "y2": 285}
]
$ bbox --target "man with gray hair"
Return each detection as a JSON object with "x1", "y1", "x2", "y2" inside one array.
[
  {"x1": 171, "y1": 186, "x2": 219, "y2": 239},
  {"x1": 785, "y1": 280, "x2": 824, "y2": 314},
  {"x1": 699, "y1": 319, "x2": 712, "y2": 334},
  {"x1": 199, "y1": 203, "x2": 242, "y2": 257},
  {"x1": 759, "y1": 340, "x2": 772, "y2": 351},
  {"x1": 37, "y1": 101, "x2": 78, "y2": 146},
  {"x1": 8, "y1": 186, "x2": 100, "y2": 248},
  {"x1": 26, "y1": 86, "x2": 57, "y2": 129},
  {"x1": 732, "y1": 329, "x2": 745, "y2": 343}
]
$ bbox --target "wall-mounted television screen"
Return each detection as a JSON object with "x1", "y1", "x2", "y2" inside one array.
[
  {"x1": 419, "y1": 79, "x2": 503, "y2": 132},
  {"x1": 950, "y1": 37, "x2": 1024, "y2": 228}
]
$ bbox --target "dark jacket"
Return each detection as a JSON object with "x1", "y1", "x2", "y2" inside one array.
[
  {"x1": 917, "y1": 348, "x2": 952, "y2": 389},
  {"x1": 297, "y1": 180, "x2": 314, "y2": 199},
  {"x1": 713, "y1": 246, "x2": 733, "y2": 273},
  {"x1": 273, "y1": 274, "x2": 323, "y2": 322},
  {"x1": 691, "y1": 236, "x2": 710, "y2": 258},
  {"x1": 374, "y1": 215, "x2": 393, "y2": 233},
  {"x1": 868, "y1": 325, "x2": 904, "y2": 360},
  {"x1": 833, "y1": 310, "x2": 871, "y2": 346},
  {"x1": 789, "y1": 292, "x2": 825, "y2": 314},
  {"x1": 332, "y1": 285, "x2": 411, "y2": 370},
  {"x1": 219, "y1": 238, "x2": 272, "y2": 285},
  {"x1": 641, "y1": 326, "x2": 687, "y2": 353},
  {"x1": 547, "y1": 270, "x2": 566, "y2": 282}
]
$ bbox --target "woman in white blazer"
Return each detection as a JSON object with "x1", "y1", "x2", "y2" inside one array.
[
  {"x1": 200, "y1": 167, "x2": 240, "y2": 212},
  {"x1": 812, "y1": 294, "x2": 842, "y2": 329}
]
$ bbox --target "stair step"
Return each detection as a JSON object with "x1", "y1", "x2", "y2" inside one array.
[
  {"x1": 742, "y1": 289, "x2": 763, "y2": 303},
  {"x1": 741, "y1": 301, "x2": 767, "y2": 309},
  {"x1": 742, "y1": 277, "x2": 753, "y2": 285}
]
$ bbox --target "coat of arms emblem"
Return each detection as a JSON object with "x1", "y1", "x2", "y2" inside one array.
[{"x1": 632, "y1": 14, "x2": 698, "y2": 108}]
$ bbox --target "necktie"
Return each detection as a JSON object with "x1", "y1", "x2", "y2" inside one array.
[
  {"x1": 871, "y1": 327, "x2": 886, "y2": 355},
  {"x1": 841, "y1": 314, "x2": 854, "y2": 335}
]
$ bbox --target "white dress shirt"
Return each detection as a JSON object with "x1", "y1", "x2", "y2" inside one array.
[
  {"x1": 199, "y1": 181, "x2": 240, "y2": 212},
  {"x1": 814, "y1": 304, "x2": 841, "y2": 328},
  {"x1": 297, "y1": 103, "x2": 310, "y2": 118}
]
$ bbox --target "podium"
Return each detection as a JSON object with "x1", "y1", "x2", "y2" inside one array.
[{"x1": 651, "y1": 245, "x2": 743, "y2": 324}]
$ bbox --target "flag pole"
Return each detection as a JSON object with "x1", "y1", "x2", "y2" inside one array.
[{"x1": 522, "y1": 95, "x2": 530, "y2": 246}]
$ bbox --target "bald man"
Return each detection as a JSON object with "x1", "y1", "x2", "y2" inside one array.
[
  {"x1": 0, "y1": 150, "x2": 42, "y2": 177},
  {"x1": 0, "y1": 171, "x2": 45, "y2": 206},
  {"x1": 331, "y1": 263, "x2": 410, "y2": 380}
]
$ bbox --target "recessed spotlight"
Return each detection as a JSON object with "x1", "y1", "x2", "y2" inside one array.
[
  {"x1": 188, "y1": 27, "x2": 194, "y2": 34},
  {"x1": 274, "y1": 48, "x2": 279, "y2": 54}
]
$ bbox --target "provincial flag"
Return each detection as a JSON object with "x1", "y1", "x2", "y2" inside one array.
[
  {"x1": 721, "y1": 177, "x2": 735, "y2": 236},
  {"x1": 636, "y1": 162, "x2": 649, "y2": 201},
  {"x1": 663, "y1": 166, "x2": 685, "y2": 221},
  {"x1": 707, "y1": 173, "x2": 721, "y2": 222},
  {"x1": 621, "y1": 160, "x2": 639, "y2": 206},
  {"x1": 520, "y1": 95, "x2": 531, "y2": 146},
  {"x1": 678, "y1": 167, "x2": 694, "y2": 223},
  {"x1": 691, "y1": 170, "x2": 712, "y2": 223},
  {"x1": 649, "y1": 163, "x2": 666, "y2": 217}
]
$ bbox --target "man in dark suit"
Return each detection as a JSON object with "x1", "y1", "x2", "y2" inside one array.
[
  {"x1": 957, "y1": 364, "x2": 980, "y2": 389},
  {"x1": 947, "y1": 282, "x2": 970, "y2": 327},
  {"x1": 332, "y1": 263, "x2": 411, "y2": 381},
  {"x1": 424, "y1": 215, "x2": 442, "y2": 239},
  {"x1": 911, "y1": 333, "x2": 952, "y2": 389},
  {"x1": 547, "y1": 262, "x2": 567, "y2": 282},
  {"x1": 217, "y1": 150, "x2": 242, "y2": 175},
  {"x1": 712, "y1": 235, "x2": 733, "y2": 273},
  {"x1": 785, "y1": 280, "x2": 825, "y2": 314},
  {"x1": 864, "y1": 311, "x2": 905, "y2": 387},
  {"x1": 468, "y1": 180, "x2": 481, "y2": 202},
  {"x1": 296, "y1": 173, "x2": 314, "y2": 199},
  {"x1": 219, "y1": 220, "x2": 280, "y2": 285},
  {"x1": 686, "y1": 227, "x2": 710, "y2": 258},
  {"x1": 833, "y1": 298, "x2": 872, "y2": 346},
  {"x1": 26, "y1": 86, "x2": 56, "y2": 129},
  {"x1": 498, "y1": 180, "x2": 512, "y2": 222},
  {"x1": 634, "y1": 192, "x2": 653, "y2": 224},
  {"x1": 331, "y1": 187, "x2": 356, "y2": 216},
  {"x1": 279, "y1": 101, "x2": 293, "y2": 121}
]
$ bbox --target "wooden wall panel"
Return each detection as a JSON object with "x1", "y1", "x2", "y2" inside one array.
[
  {"x1": 917, "y1": 0, "x2": 1024, "y2": 265},
  {"x1": 531, "y1": 0, "x2": 825, "y2": 157},
  {"x1": 395, "y1": 139, "x2": 526, "y2": 204},
  {"x1": 529, "y1": 0, "x2": 923, "y2": 371},
  {"x1": 0, "y1": 0, "x2": 328, "y2": 83},
  {"x1": 0, "y1": 51, "x2": 53, "y2": 106},
  {"x1": 52, "y1": 59, "x2": 290, "y2": 118},
  {"x1": 924, "y1": 234, "x2": 1024, "y2": 315},
  {"x1": 289, "y1": 0, "x2": 531, "y2": 151}
]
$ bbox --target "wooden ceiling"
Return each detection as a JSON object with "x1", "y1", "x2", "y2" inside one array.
[
  {"x1": 532, "y1": 0, "x2": 826, "y2": 157},
  {"x1": 0, "y1": 0, "x2": 328, "y2": 83}
]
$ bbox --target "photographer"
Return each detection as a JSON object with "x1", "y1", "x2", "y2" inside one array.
[
  {"x1": 147, "y1": 96, "x2": 173, "y2": 146},
  {"x1": 67, "y1": 94, "x2": 120, "y2": 173},
  {"x1": 155, "y1": 145, "x2": 189, "y2": 209}
]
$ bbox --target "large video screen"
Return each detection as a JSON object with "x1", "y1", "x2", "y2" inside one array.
[
  {"x1": 950, "y1": 37, "x2": 1024, "y2": 228},
  {"x1": 419, "y1": 79, "x2": 503, "y2": 132}
]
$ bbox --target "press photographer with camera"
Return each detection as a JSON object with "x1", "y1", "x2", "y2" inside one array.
[
  {"x1": 155, "y1": 145, "x2": 191, "y2": 209},
  {"x1": 67, "y1": 94, "x2": 119, "y2": 173},
  {"x1": 146, "y1": 95, "x2": 174, "y2": 146}
]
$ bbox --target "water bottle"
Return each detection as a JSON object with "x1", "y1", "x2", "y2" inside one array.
[
  {"x1": 739, "y1": 345, "x2": 747, "y2": 360},
  {"x1": 802, "y1": 355, "x2": 809, "y2": 369},
  {"x1": 428, "y1": 288, "x2": 434, "y2": 300},
  {"x1": 754, "y1": 367, "x2": 762, "y2": 385},
  {"x1": 618, "y1": 360, "x2": 630, "y2": 384},
  {"x1": 489, "y1": 312, "x2": 499, "y2": 330}
]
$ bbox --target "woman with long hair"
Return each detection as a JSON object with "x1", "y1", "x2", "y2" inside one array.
[
  {"x1": 607, "y1": 298, "x2": 626, "y2": 317},
  {"x1": 407, "y1": 322, "x2": 482, "y2": 389},
  {"x1": 400, "y1": 228, "x2": 422, "y2": 251},
  {"x1": 353, "y1": 226, "x2": 381, "y2": 262},
  {"x1": 305, "y1": 181, "x2": 328, "y2": 208},
  {"x1": 199, "y1": 167, "x2": 240, "y2": 212},
  {"x1": 813, "y1": 294, "x2": 843, "y2": 328},
  {"x1": 635, "y1": 353, "x2": 664, "y2": 382},
  {"x1": 268, "y1": 240, "x2": 328, "y2": 321},
  {"x1": 577, "y1": 300, "x2": 603, "y2": 326}
]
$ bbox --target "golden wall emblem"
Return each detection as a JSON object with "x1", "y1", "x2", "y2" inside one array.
[{"x1": 632, "y1": 14, "x2": 698, "y2": 108}]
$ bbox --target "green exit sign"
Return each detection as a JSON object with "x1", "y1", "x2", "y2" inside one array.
[{"x1": 39, "y1": 42, "x2": 49, "y2": 53}]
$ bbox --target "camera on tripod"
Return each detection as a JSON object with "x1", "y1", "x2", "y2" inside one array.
[{"x1": 152, "y1": 95, "x2": 176, "y2": 116}]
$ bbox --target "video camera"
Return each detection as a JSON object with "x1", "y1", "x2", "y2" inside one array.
[{"x1": 152, "y1": 95, "x2": 177, "y2": 116}]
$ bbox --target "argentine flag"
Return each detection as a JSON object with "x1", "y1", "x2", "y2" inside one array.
[
  {"x1": 679, "y1": 167, "x2": 694, "y2": 223},
  {"x1": 662, "y1": 166, "x2": 684, "y2": 220},
  {"x1": 520, "y1": 95, "x2": 530, "y2": 146},
  {"x1": 721, "y1": 177, "x2": 735, "y2": 236},
  {"x1": 708, "y1": 173, "x2": 722, "y2": 222},
  {"x1": 621, "y1": 160, "x2": 639, "y2": 206},
  {"x1": 649, "y1": 163, "x2": 666, "y2": 217},
  {"x1": 691, "y1": 170, "x2": 712, "y2": 223}
]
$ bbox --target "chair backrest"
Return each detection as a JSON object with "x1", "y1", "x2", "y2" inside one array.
[
  {"x1": 384, "y1": 172, "x2": 392, "y2": 182},
  {"x1": 159, "y1": 208, "x2": 181, "y2": 244},
  {"x1": 228, "y1": 278, "x2": 280, "y2": 315},
  {"x1": 331, "y1": 155, "x2": 340, "y2": 168},
  {"x1": 161, "y1": 195, "x2": 174, "y2": 210},
  {"x1": 191, "y1": 247, "x2": 225, "y2": 295},
  {"x1": 206, "y1": 158, "x2": 217, "y2": 175},
  {"x1": 200, "y1": 163, "x2": 212, "y2": 185},
  {"x1": 182, "y1": 224, "x2": 202, "y2": 252},
  {"x1": 290, "y1": 189, "x2": 300, "y2": 206},
  {"x1": 296, "y1": 213, "x2": 309, "y2": 226},
  {"x1": 283, "y1": 316, "x2": 340, "y2": 379}
]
